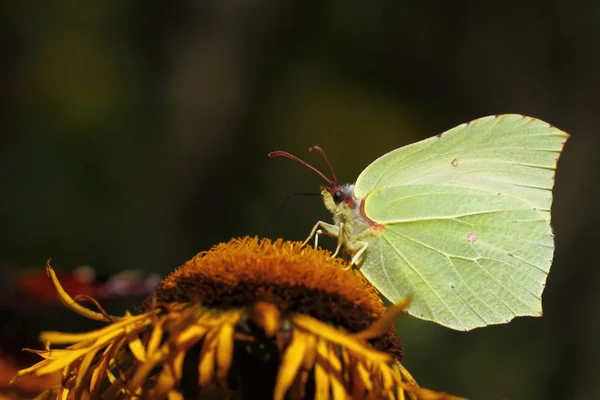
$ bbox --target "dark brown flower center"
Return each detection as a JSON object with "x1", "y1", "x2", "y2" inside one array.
[{"x1": 147, "y1": 237, "x2": 403, "y2": 360}]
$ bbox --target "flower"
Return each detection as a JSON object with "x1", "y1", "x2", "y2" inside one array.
[{"x1": 12, "y1": 237, "x2": 463, "y2": 399}]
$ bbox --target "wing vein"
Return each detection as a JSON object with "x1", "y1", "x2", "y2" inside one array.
[
  {"x1": 390, "y1": 229, "x2": 540, "y2": 310},
  {"x1": 382, "y1": 234, "x2": 465, "y2": 328}
]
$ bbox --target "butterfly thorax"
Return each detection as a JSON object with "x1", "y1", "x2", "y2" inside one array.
[{"x1": 320, "y1": 184, "x2": 372, "y2": 256}]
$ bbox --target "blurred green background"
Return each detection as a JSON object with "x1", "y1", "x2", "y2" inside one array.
[{"x1": 1, "y1": 1, "x2": 598, "y2": 399}]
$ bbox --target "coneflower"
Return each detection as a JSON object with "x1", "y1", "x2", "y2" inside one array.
[{"x1": 12, "y1": 237, "x2": 462, "y2": 399}]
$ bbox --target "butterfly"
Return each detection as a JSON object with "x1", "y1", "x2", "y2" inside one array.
[{"x1": 270, "y1": 114, "x2": 569, "y2": 331}]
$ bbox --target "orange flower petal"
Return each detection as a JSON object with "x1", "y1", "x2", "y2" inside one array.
[
  {"x1": 293, "y1": 314, "x2": 391, "y2": 363},
  {"x1": 351, "y1": 298, "x2": 410, "y2": 341},
  {"x1": 301, "y1": 333, "x2": 317, "y2": 372},
  {"x1": 198, "y1": 327, "x2": 219, "y2": 387},
  {"x1": 174, "y1": 325, "x2": 207, "y2": 348},
  {"x1": 126, "y1": 345, "x2": 167, "y2": 393},
  {"x1": 274, "y1": 329, "x2": 308, "y2": 400},
  {"x1": 39, "y1": 313, "x2": 151, "y2": 345},
  {"x1": 326, "y1": 343, "x2": 346, "y2": 400},
  {"x1": 248, "y1": 302, "x2": 281, "y2": 337},
  {"x1": 215, "y1": 322, "x2": 235, "y2": 386},
  {"x1": 314, "y1": 338, "x2": 331, "y2": 400},
  {"x1": 46, "y1": 263, "x2": 116, "y2": 322},
  {"x1": 167, "y1": 390, "x2": 184, "y2": 400},
  {"x1": 88, "y1": 336, "x2": 125, "y2": 393},
  {"x1": 146, "y1": 319, "x2": 165, "y2": 358},
  {"x1": 74, "y1": 346, "x2": 100, "y2": 391},
  {"x1": 351, "y1": 359, "x2": 370, "y2": 397},
  {"x1": 152, "y1": 351, "x2": 181, "y2": 399}
]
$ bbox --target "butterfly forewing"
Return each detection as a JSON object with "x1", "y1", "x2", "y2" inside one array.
[{"x1": 354, "y1": 114, "x2": 568, "y2": 330}]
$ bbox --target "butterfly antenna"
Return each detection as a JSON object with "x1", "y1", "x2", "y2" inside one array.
[
  {"x1": 308, "y1": 146, "x2": 337, "y2": 184},
  {"x1": 268, "y1": 150, "x2": 335, "y2": 185}
]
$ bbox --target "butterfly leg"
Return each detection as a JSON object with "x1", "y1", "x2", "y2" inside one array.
[
  {"x1": 302, "y1": 221, "x2": 340, "y2": 248},
  {"x1": 349, "y1": 241, "x2": 369, "y2": 268},
  {"x1": 331, "y1": 222, "x2": 345, "y2": 258},
  {"x1": 314, "y1": 229, "x2": 323, "y2": 248}
]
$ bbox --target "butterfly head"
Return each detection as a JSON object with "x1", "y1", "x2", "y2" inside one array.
[
  {"x1": 268, "y1": 146, "x2": 356, "y2": 214},
  {"x1": 321, "y1": 183, "x2": 356, "y2": 214}
]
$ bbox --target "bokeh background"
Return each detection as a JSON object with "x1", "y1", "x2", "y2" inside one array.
[{"x1": 1, "y1": 1, "x2": 599, "y2": 399}]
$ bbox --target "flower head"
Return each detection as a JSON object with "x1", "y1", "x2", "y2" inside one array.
[{"x1": 13, "y1": 237, "x2": 463, "y2": 399}]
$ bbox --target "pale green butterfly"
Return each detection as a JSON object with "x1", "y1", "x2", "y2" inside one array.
[{"x1": 270, "y1": 114, "x2": 569, "y2": 331}]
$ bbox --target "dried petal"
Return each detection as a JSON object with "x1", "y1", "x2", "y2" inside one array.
[{"x1": 46, "y1": 264, "x2": 117, "y2": 322}]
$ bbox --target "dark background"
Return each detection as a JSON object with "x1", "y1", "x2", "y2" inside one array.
[{"x1": 1, "y1": 1, "x2": 598, "y2": 399}]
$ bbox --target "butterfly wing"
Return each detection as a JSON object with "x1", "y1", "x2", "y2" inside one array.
[{"x1": 353, "y1": 115, "x2": 568, "y2": 330}]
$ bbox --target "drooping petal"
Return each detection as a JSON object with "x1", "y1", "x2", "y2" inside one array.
[
  {"x1": 351, "y1": 298, "x2": 411, "y2": 341},
  {"x1": 274, "y1": 329, "x2": 309, "y2": 400},
  {"x1": 46, "y1": 264, "x2": 117, "y2": 322},
  {"x1": 294, "y1": 314, "x2": 391, "y2": 363},
  {"x1": 215, "y1": 320, "x2": 236, "y2": 386},
  {"x1": 326, "y1": 343, "x2": 346, "y2": 400},
  {"x1": 198, "y1": 327, "x2": 219, "y2": 387},
  {"x1": 314, "y1": 338, "x2": 331, "y2": 400}
]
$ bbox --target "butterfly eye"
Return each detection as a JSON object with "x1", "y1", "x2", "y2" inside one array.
[{"x1": 332, "y1": 190, "x2": 344, "y2": 204}]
